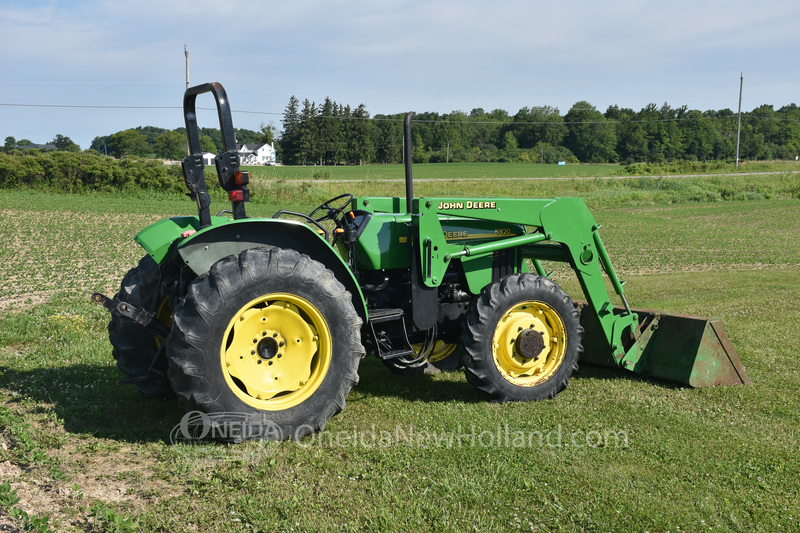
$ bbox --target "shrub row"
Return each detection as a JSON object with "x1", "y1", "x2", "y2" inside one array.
[
  {"x1": 0, "y1": 150, "x2": 185, "y2": 194},
  {"x1": 622, "y1": 160, "x2": 733, "y2": 176}
]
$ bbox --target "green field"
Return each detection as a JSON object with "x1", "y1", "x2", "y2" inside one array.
[
  {"x1": 0, "y1": 170, "x2": 799, "y2": 531},
  {"x1": 246, "y1": 162, "x2": 627, "y2": 181}
]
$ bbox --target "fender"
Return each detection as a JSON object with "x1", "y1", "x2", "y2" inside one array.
[
  {"x1": 134, "y1": 216, "x2": 367, "y2": 321},
  {"x1": 135, "y1": 216, "x2": 227, "y2": 263}
]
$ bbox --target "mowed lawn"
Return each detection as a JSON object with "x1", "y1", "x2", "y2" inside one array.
[{"x1": 0, "y1": 179, "x2": 798, "y2": 531}]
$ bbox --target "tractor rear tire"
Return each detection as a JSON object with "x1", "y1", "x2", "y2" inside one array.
[
  {"x1": 108, "y1": 255, "x2": 172, "y2": 398},
  {"x1": 462, "y1": 273, "x2": 582, "y2": 402},
  {"x1": 166, "y1": 247, "x2": 364, "y2": 442}
]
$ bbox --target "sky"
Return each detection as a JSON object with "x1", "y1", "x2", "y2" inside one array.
[{"x1": 2, "y1": 0, "x2": 800, "y2": 150}]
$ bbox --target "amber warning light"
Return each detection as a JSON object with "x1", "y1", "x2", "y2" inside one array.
[{"x1": 234, "y1": 170, "x2": 249, "y2": 187}]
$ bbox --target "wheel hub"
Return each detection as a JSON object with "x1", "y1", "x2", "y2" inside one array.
[
  {"x1": 256, "y1": 332, "x2": 284, "y2": 361},
  {"x1": 515, "y1": 328, "x2": 545, "y2": 360}
]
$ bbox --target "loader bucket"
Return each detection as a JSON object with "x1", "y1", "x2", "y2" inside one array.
[{"x1": 579, "y1": 306, "x2": 751, "y2": 388}]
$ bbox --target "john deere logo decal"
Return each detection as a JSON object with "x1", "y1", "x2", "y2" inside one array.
[{"x1": 436, "y1": 201, "x2": 497, "y2": 210}]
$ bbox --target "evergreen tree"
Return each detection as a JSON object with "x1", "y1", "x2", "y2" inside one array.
[
  {"x1": 316, "y1": 97, "x2": 338, "y2": 165},
  {"x1": 374, "y1": 114, "x2": 403, "y2": 163},
  {"x1": 297, "y1": 99, "x2": 317, "y2": 165},
  {"x1": 280, "y1": 95, "x2": 301, "y2": 164},
  {"x1": 353, "y1": 104, "x2": 378, "y2": 165}
]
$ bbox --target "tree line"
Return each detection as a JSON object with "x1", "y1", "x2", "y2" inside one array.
[
  {"x1": 4, "y1": 126, "x2": 275, "y2": 160},
  {"x1": 89, "y1": 126, "x2": 275, "y2": 160},
  {"x1": 279, "y1": 97, "x2": 800, "y2": 165},
  {"x1": 4, "y1": 135, "x2": 80, "y2": 152},
  {"x1": 5, "y1": 99, "x2": 799, "y2": 166}
]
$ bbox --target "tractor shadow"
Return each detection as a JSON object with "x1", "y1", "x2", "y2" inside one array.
[
  {"x1": 570, "y1": 361, "x2": 687, "y2": 391},
  {"x1": 353, "y1": 355, "x2": 686, "y2": 406},
  {"x1": 0, "y1": 363, "x2": 185, "y2": 443},
  {"x1": 1, "y1": 360, "x2": 683, "y2": 445},
  {"x1": 352, "y1": 356, "x2": 483, "y2": 404}
]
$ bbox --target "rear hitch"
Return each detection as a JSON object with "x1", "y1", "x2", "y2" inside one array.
[{"x1": 91, "y1": 292, "x2": 171, "y2": 339}]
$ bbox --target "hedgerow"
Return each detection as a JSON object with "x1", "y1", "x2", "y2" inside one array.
[{"x1": 0, "y1": 150, "x2": 184, "y2": 194}]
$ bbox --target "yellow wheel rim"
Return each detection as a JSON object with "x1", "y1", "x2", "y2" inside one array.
[
  {"x1": 492, "y1": 300, "x2": 567, "y2": 387},
  {"x1": 423, "y1": 340, "x2": 457, "y2": 364},
  {"x1": 220, "y1": 293, "x2": 331, "y2": 410}
]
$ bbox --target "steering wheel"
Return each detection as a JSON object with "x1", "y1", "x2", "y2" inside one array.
[{"x1": 309, "y1": 193, "x2": 354, "y2": 222}]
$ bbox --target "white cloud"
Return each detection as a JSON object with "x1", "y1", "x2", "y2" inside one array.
[{"x1": 1, "y1": 0, "x2": 799, "y2": 148}]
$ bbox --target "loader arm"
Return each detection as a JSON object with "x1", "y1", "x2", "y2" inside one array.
[{"x1": 412, "y1": 196, "x2": 638, "y2": 362}]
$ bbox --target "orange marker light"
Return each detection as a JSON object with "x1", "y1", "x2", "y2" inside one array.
[{"x1": 234, "y1": 170, "x2": 249, "y2": 186}]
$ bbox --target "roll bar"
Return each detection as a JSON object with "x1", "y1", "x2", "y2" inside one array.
[{"x1": 181, "y1": 82, "x2": 249, "y2": 227}]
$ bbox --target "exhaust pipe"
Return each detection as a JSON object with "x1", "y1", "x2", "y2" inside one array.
[{"x1": 404, "y1": 111, "x2": 415, "y2": 214}]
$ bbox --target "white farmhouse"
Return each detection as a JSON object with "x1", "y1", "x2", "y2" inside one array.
[
  {"x1": 237, "y1": 142, "x2": 277, "y2": 166},
  {"x1": 200, "y1": 143, "x2": 277, "y2": 166}
]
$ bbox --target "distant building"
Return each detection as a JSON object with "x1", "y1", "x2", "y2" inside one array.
[
  {"x1": 200, "y1": 143, "x2": 277, "y2": 167},
  {"x1": 237, "y1": 143, "x2": 276, "y2": 166},
  {"x1": 19, "y1": 143, "x2": 56, "y2": 151}
]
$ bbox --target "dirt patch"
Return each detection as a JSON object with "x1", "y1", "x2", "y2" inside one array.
[
  {"x1": 1, "y1": 439, "x2": 178, "y2": 531},
  {"x1": 0, "y1": 513, "x2": 22, "y2": 532},
  {"x1": 0, "y1": 292, "x2": 54, "y2": 312},
  {"x1": 0, "y1": 460, "x2": 23, "y2": 480}
]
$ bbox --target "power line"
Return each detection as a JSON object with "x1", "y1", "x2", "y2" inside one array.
[
  {"x1": 0, "y1": 81, "x2": 181, "y2": 85},
  {"x1": 0, "y1": 102, "x2": 283, "y2": 116},
  {"x1": 1, "y1": 103, "x2": 178, "y2": 110}
]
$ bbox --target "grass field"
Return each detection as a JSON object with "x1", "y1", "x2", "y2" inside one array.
[
  {"x1": 0, "y1": 168, "x2": 799, "y2": 532},
  {"x1": 242, "y1": 160, "x2": 800, "y2": 181}
]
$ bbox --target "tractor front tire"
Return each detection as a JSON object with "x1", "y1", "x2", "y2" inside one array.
[
  {"x1": 462, "y1": 274, "x2": 582, "y2": 402},
  {"x1": 166, "y1": 247, "x2": 364, "y2": 442},
  {"x1": 108, "y1": 255, "x2": 172, "y2": 397}
]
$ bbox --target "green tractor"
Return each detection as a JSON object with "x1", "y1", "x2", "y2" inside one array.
[{"x1": 94, "y1": 82, "x2": 750, "y2": 441}]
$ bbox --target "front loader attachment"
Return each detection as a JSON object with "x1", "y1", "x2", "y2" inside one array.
[
  {"x1": 579, "y1": 306, "x2": 751, "y2": 387},
  {"x1": 394, "y1": 187, "x2": 749, "y2": 391}
]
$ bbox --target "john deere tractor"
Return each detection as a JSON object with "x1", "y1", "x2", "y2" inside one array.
[{"x1": 94, "y1": 82, "x2": 750, "y2": 441}]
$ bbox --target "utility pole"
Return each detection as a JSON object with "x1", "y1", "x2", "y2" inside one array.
[
  {"x1": 735, "y1": 73, "x2": 743, "y2": 169},
  {"x1": 185, "y1": 45, "x2": 190, "y2": 89},
  {"x1": 185, "y1": 45, "x2": 191, "y2": 156}
]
